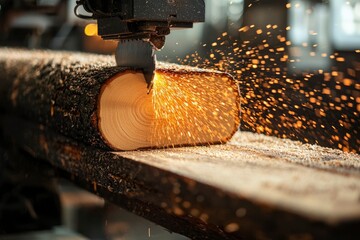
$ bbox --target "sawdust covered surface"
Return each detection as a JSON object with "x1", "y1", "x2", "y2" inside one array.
[
  {"x1": 118, "y1": 131, "x2": 360, "y2": 223},
  {"x1": 0, "y1": 48, "x2": 115, "y2": 69}
]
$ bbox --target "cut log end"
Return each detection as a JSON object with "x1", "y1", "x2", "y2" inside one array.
[{"x1": 99, "y1": 70, "x2": 240, "y2": 150}]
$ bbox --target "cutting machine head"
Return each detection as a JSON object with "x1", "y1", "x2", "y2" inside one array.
[{"x1": 75, "y1": 0, "x2": 205, "y2": 88}]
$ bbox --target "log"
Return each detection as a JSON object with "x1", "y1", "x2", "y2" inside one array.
[
  {"x1": 1, "y1": 115, "x2": 360, "y2": 240},
  {"x1": 0, "y1": 48, "x2": 240, "y2": 150}
]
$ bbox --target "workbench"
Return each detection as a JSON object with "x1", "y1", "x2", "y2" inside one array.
[{"x1": 1, "y1": 115, "x2": 359, "y2": 239}]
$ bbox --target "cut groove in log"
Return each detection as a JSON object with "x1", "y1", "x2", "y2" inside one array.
[{"x1": 0, "y1": 48, "x2": 240, "y2": 150}]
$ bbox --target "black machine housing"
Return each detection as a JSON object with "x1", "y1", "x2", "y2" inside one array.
[{"x1": 75, "y1": 0, "x2": 205, "y2": 49}]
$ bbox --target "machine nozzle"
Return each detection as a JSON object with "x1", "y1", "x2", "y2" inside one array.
[{"x1": 115, "y1": 40, "x2": 156, "y2": 91}]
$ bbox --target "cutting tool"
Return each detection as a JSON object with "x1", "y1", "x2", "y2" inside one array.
[{"x1": 75, "y1": 0, "x2": 205, "y2": 89}]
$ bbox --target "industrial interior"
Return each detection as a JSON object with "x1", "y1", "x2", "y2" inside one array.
[{"x1": 0, "y1": 0, "x2": 359, "y2": 239}]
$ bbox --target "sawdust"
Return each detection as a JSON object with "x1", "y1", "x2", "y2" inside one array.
[
  {"x1": 119, "y1": 131, "x2": 360, "y2": 224},
  {"x1": 230, "y1": 132, "x2": 360, "y2": 174}
]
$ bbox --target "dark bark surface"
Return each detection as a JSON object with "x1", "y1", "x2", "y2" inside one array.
[
  {"x1": 1, "y1": 115, "x2": 360, "y2": 240},
  {"x1": 0, "y1": 48, "x2": 130, "y2": 149}
]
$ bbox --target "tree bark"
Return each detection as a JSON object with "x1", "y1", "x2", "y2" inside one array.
[{"x1": 0, "y1": 48, "x2": 240, "y2": 150}]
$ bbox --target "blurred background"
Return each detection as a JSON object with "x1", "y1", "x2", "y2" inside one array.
[
  {"x1": 0, "y1": 0, "x2": 359, "y2": 239},
  {"x1": 1, "y1": 0, "x2": 359, "y2": 61}
]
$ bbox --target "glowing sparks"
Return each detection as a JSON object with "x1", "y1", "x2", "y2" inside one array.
[
  {"x1": 177, "y1": 23, "x2": 359, "y2": 153},
  {"x1": 151, "y1": 69, "x2": 240, "y2": 147}
]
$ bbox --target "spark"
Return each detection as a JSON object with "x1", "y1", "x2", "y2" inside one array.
[
  {"x1": 151, "y1": 69, "x2": 240, "y2": 147},
  {"x1": 177, "y1": 22, "x2": 359, "y2": 153}
]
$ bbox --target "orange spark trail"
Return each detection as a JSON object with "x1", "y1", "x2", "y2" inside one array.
[{"x1": 178, "y1": 24, "x2": 360, "y2": 153}]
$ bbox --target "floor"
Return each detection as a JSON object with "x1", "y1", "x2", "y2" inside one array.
[{"x1": 1, "y1": 180, "x2": 189, "y2": 240}]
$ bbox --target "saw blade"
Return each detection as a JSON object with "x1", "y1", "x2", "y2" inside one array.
[{"x1": 115, "y1": 40, "x2": 156, "y2": 90}]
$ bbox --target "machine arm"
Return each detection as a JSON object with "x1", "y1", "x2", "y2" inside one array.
[{"x1": 75, "y1": 0, "x2": 205, "y2": 88}]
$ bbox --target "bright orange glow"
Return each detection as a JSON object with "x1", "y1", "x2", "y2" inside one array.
[
  {"x1": 151, "y1": 69, "x2": 240, "y2": 146},
  {"x1": 178, "y1": 21, "x2": 359, "y2": 153},
  {"x1": 84, "y1": 23, "x2": 98, "y2": 36}
]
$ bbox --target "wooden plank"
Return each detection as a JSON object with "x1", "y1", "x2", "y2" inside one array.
[
  {"x1": 1, "y1": 115, "x2": 359, "y2": 240},
  {"x1": 121, "y1": 132, "x2": 360, "y2": 223}
]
